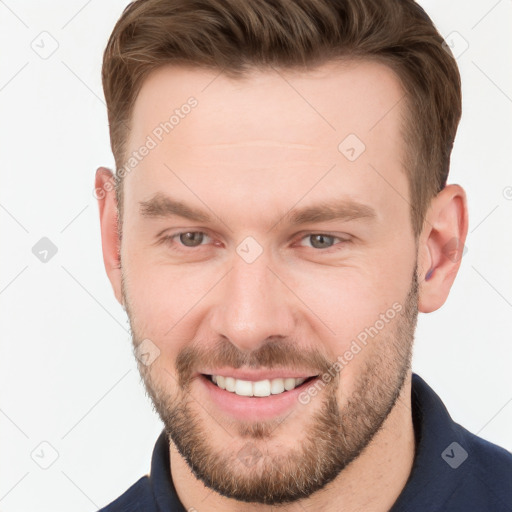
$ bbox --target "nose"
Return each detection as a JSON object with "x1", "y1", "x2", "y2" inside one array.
[{"x1": 209, "y1": 252, "x2": 296, "y2": 353}]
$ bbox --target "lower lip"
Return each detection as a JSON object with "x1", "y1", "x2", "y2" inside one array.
[{"x1": 198, "y1": 374, "x2": 319, "y2": 421}]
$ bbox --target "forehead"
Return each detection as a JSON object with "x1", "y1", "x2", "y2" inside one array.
[
  {"x1": 129, "y1": 59, "x2": 405, "y2": 148},
  {"x1": 124, "y1": 60, "x2": 408, "y2": 226}
]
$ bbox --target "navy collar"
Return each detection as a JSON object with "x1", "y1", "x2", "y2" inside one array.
[
  {"x1": 148, "y1": 427, "x2": 186, "y2": 512},
  {"x1": 389, "y1": 373, "x2": 468, "y2": 510}
]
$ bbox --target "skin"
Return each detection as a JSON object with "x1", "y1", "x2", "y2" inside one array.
[{"x1": 96, "y1": 59, "x2": 468, "y2": 511}]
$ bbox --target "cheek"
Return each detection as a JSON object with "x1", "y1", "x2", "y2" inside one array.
[
  {"x1": 122, "y1": 250, "x2": 214, "y2": 341},
  {"x1": 290, "y1": 256, "x2": 413, "y2": 365},
  {"x1": 124, "y1": 272, "x2": 197, "y2": 380}
]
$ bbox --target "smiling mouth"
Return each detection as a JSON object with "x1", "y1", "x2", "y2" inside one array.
[{"x1": 202, "y1": 374, "x2": 318, "y2": 397}]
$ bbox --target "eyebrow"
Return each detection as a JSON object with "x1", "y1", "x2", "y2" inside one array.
[{"x1": 139, "y1": 192, "x2": 377, "y2": 227}]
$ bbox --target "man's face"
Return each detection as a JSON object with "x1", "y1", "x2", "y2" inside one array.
[{"x1": 119, "y1": 60, "x2": 419, "y2": 504}]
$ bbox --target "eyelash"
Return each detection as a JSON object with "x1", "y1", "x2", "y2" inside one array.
[{"x1": 159, "y1": 231, "x2": 351, "y2": 253}]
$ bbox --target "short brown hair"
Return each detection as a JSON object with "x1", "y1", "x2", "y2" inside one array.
[{"x1": 102, "y1": 0, "x2": 461, "y2": 237}]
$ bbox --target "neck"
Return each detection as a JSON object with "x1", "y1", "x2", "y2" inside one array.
[{"x1": 170, "y1": 372, "x2": 415, "y2": 512}]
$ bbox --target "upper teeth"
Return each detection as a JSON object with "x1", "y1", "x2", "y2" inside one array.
[{"x1": 211, "y1": 375, "x2": 308, "y2": 397}]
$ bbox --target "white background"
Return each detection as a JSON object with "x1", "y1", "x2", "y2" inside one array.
[{"x1": 0, "y1": 1, "x2": 511, "y2": 510}]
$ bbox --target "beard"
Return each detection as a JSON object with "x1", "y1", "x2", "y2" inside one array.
[{"x1": 122, "y1": 266, "x2": 418, "y2": 506}]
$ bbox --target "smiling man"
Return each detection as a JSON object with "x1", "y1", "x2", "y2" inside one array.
[{"x1": 95, "y1": 1, "x2": 512, "y2": 511}]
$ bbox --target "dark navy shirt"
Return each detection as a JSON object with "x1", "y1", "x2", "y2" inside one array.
[{"x1": 98, "y1": 373, "x2": 512, "y2": 511}]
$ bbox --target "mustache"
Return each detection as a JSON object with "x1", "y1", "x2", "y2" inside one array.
[{"x1": 175, "y1": 337, "x2": 334, "y2": 387}]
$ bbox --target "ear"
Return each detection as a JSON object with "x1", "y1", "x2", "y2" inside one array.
[
  {"x1": 95, "y1": 167, "x2": 124, "y2": 307},
  {"x1": 417, "y1": 184, "x2": 468, "y2": 313}
]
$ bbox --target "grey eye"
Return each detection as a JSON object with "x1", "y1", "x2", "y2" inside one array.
[
  {"x1": 308, "y1": 234, "x2": 336, "y2": 249},
  {"x1": 179, "y1": 232, "x2": 205, "y2": 247}
]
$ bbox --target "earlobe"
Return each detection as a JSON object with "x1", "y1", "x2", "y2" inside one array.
[
  {"x1": 418, "y1": 184, "x2": 468, "y2": 313},
  {"x1": 95, "y1": 167, "x2": 124, "y2": 306}
]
